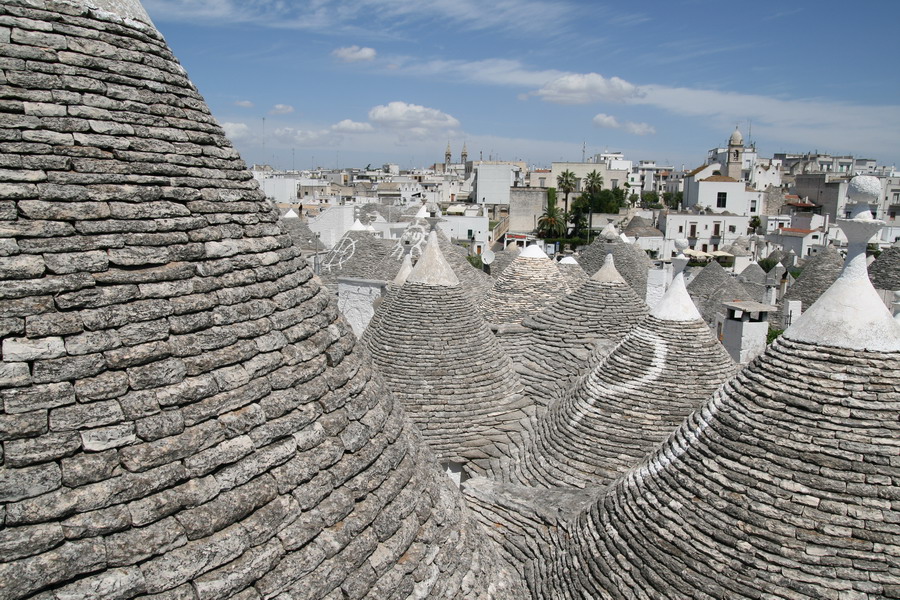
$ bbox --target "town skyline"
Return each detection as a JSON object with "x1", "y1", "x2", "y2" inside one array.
[{"x1": 144, "y1": 0, "x2": 900, "y2": 170}]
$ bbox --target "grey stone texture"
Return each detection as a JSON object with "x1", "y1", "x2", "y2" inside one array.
[
  {"x1": 686, "y1": 260, "x2": 755, "y2": 325},
  {"x1": 869, "y1": 246, "x2": 900, "y2": 291},
  {"x1": 478, "y1": 251, "x2": 570, "y2": 326},
  {"x1": 515, "y1": 310, "x2": 737, "y2": 489},
  {"x1": 0, "y1": 2, "x2": 523, "y2": 598},
  {"x1": 510, "y1": 258, "x2": 648, "y2": 409},
  {"x1": 463, "y1": 259, "x2": 900, "y2": 599},
  {"x1": 783, "y1": 246, "x2": 844, "y2": 311},
  {"x1": 576, "y1": 237, "x2": 652, "y2": 299},
  {"x1": 363, "y1": 238, "x2": 530, "y2": 473}
]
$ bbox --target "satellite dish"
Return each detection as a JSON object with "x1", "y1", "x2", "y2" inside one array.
[{"x1": 481, "y1": 249, "x2": 495, "y2": 265}]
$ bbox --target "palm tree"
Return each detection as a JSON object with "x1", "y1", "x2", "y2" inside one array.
[
  {"x1": 556, "y1": 169, "x2": 576, "y2": 218},
  {"x1": 537, "y1": 197, "x2": 566, "y2": 239},
  {"x1": 584, "y1": 170, "x2": 604, "y2": 197}
]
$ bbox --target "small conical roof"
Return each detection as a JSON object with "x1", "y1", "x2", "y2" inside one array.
[
  {"x1": 577, "y1": 237, "x2": 651, "y2": 299},
  {"x1": 512, "y1": 255, "x2": 648, "y2": 408},
  {"x1": 687, "y1": 260, "x2": 754, "y2": 324},
  {"x1": 781, "y1": 245, "x2": 844, "y2": 310},
  {"x1": 365, "y1": 239, "x2": 529, "y2": 471},
  {"x1": 407, "y1": 231, "x2": 459, "y2": 286},
  {"x1": 479, "y1": 246, "x2": 570, "y2": 325},
  {"x1": 869, "y1": 246, "x2": 900, "y2": 291},
  {"x1": 686, "y1": 260, "x2": 730, "y2": 296},
  {"x1": 348, "y1": 218, "x2": 368, "y2": 231},
  {"x1": 518, "y1": 254, "x2": 735, "y2": 488},
  {"x1": 737, "y1": 262, "x2": 769, "y2": 302}
]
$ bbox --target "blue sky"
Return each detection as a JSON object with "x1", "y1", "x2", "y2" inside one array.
[{"x1": 143, "y1": 0, "x2": 900, "y2": 172}]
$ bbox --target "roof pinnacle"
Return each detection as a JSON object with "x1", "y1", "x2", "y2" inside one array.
[
  {"x1": 650, "y1": 239, "x2": 703, "y2": 322},
  {"x1": 784, "y1": 175, "x2": 900, "y2": 351},
  {"x1": 407, "y1": 231, "x2": 459, "y2": 287}
]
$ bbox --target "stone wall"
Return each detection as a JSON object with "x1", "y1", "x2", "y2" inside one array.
[{"x1": 0, "y1": 2, "x2": 523, "y2": 598}]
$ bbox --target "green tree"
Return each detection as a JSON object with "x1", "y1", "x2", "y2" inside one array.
[
  {"x1": 641, "y1": 191, "x2": 659, "y2": 207},
  {"x1": 584, "y1": 170, "x2": 604, "y2": 196},
  {"x1": 537, "y1": 196, "x2": 566, "y2": 239},
  {"x1": 556, "y1": 169, "x2": 577, "y2": 221},
  {"x1": 568, "y1": 195, "x2": 590, "y2": 239}
]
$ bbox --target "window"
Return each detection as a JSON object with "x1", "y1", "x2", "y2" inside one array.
[
  {"x1": 678, "y1": 225, "x2": 683, "y2": 233},
  {"x1": 750, "y1": 200, "x2": 757, "y2": 212},
  {"x1": 467, "y1": 229, "x2": 473, "y2": 238},
  {"x1": 716, "y1": 192, "x2": 727, "y2": 208},
  {"x1": 728, "y1": 225, "x2": 736, "y2": 233}
]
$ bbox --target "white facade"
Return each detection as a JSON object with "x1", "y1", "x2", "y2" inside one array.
[
  {"x1": 472, "y1": 164, "x2": 520, "y2": 206},
  {"x1": 260, "y1": 177, "x2": 299, "y2": 205},
  {"x1": 659, "y1": 212, "x2": 750, "y2": 257},
  {"x1": 437, "y1": 214, "x2": 490, "y2": 252},
  {"x1": 307, "y1": 204, "x2": 357, "y2": 249},
  {"x1": 684, "y1": 173, "x2": 762, "y2": 216}
]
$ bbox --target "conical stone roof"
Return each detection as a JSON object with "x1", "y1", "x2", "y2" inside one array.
[
  {"x1": 513, "y1": 255, "x2": 648, "y2": 408},
  {"x1": 487, "y1": 245, "x2": 520, "y2": 278},
  {"x1": 365, "y1": 233, "x2": 530, "y2": 472},
  {"x1": 556, "y1": 257, "x2": 588, "y2": 292},
  {"x1": 542, "y1": 191, "x2": 900, "y2": 598},
  {"x1": 576, "y1": 237, "x2": 651, "y2": 300},
  {"x1": 781, "y1": 245, "x2": 844, "y2": 311},
  {"x1": 385, "y1": 218, "x2": 493, "y2": 301},
  {"x1": 478, "y1": 245, "x2": 570, "y2": 326},
  {"x1": 737, "y1": 261, "x2": 769, "y2": 302},
  {"x1": 0, "y1": 3, "x2": 522, "y2": 598},
  {"x1": 687, "y1": 260, "x2": 755, "y2": 325},
  {"x1": 869, "y1": 246, "x2": 900, "y2": 291},
  {"x1": 518, "y1": 255, "x2": 737, "y2": 488}
]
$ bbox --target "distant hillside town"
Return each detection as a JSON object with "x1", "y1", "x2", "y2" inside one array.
[{"x1": 254, "y1": 128, "x2": 900, "y2": 264}]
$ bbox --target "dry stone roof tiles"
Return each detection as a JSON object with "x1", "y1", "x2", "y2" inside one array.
[
  {"x1": 869, "y1": 246, "x2": 900, "y2": 291},
  {"x1": 555, "y1": 258, "x2": 588, "y2": 292},
  {"x1": 467, "y1": 198, "x2": 900, "y2": 599},
  {"x1": 781, "y1": 245, "x2": 844, "y2": 311},
  {"x1": 0, "y1": 2, "x2": 523, "y2": 598},
  {"x1": 512, "y1": 255, "x2": 648, "y2": 408},
  {"x1": 487, "y1": 246, "x2": 520, "y2": 278},
  {"x1": 576, "y1": 237, "x2": 651, "y2": 300},
  {"x1": 687, "y1": 260, "x2": 755, "y2": 325},
  {"x1": 517, "y1": 268, "x2": 736, "y2": 488},
  {"x1": 737, "y1": 261, "x2": 769, "y2": 304},
  {"x1": 364, "y1": 234, "x2": 530, "y2": 472},
  {"x1": 478, "y1": 246, "x2": 570, "y2": 326}
]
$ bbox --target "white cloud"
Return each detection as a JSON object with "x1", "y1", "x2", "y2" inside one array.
[
  {"x1": 273, "y1": 127, "x2": 334, "y2": 146},
  {"x1": 592, "y1": 113, "x2": 655, "y2": 136},
  {"x1": 592, "y1": 113, "x2": 620, "y2": 129},
  {"x1": 332, "y1": 45, "x2": 376, "y2": 62},
  {"x1": 234, "y1": 100, "x2": 254, "y2": 108},
  {"x1": 368, "y1": 101, "x2": 460, "y2": 132},
  {"x1": 221, "y1": 121, "x2": 250, "y2": 140},
  {"x1": 331, "y1": 119, "x2": 374, "y2": 133},
  {"x1": 531, "y1": 73, "x2": 643, "y2": 104},
  {"x1": 142, "y1": 0, "x2": 574, "y2": 36},
  {"x1": 635, "y1": 85, "x2": 900, "y2": 155},
  {"x1": 269, "y1": 104, "x2": 295, "y2": 115},
  {"x1": 624, "y1": 121, "x2": 655, "y2": 136},
  {"x1": 401, "y1": 58, "x2": 565, "y2": 88}
]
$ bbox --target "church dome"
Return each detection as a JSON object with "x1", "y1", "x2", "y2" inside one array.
[{"x1": 729, "y1": 126, "x2": 744, "y2": 146}]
